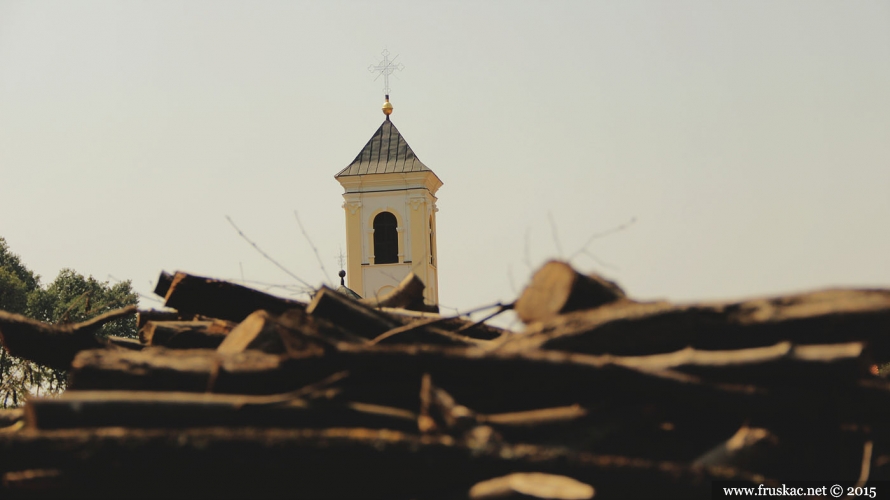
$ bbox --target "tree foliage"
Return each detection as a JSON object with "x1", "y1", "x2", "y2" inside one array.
[
  {"x1": 0, "y1": 238, "x2": 138, "y2": 407},
  {"x1": 28, "y1": 269, "x2": 138, "y2": 338}
]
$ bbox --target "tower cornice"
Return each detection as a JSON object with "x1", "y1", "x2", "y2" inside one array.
[{"x1": 336, "y1": 171, "x2": 442, "y2": 196}]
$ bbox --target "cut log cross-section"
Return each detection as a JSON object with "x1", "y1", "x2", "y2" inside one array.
[
  {"x1": 217, "y1": 310, "x2": 335, "y2": 357},
  {"x1": 514, "y1": 261, "x2": 626, "y2": 324},
  {"x1": 360, "y1": 272, "x2": 425, "y2": 310}
]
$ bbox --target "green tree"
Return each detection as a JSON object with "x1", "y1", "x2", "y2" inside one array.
[
  {"x1": 28, "y1": 269, "x2": 138, "y2": 339},
  {"x1": 0, "y1": 238, "x2": 138, "y2": 407},
  {"x1": 0, "y1": 268, "x2": 32, "y2": 316},
  {"x1": 0, "y1": 238, "x2": 39, "y2": 315}
]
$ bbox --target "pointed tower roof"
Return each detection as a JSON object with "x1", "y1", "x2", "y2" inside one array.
[{"x1": 335, "y1": 119, "x2": 433, "y2": 178}]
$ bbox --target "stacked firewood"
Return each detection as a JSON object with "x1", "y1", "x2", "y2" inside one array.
[{"x1": 1, "y1": 261, "x2": 890, "y2": 499}]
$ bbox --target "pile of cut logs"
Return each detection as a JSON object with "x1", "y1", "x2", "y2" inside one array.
[{"x1": 1, "y1": 261, "x2": 890, "y2": 499}]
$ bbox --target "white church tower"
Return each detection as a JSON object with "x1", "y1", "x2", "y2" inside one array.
[{"x1": 334, "y1": 95, "x2": 442, "y2": 306}]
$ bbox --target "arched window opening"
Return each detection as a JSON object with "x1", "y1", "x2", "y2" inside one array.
[{"x1": 373, "y1": 212, "x2": 399, "y2": 264}]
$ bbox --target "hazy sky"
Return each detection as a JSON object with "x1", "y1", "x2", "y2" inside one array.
[{"x1": 1, "y1": 1, "x2": 888, "y2": 327}]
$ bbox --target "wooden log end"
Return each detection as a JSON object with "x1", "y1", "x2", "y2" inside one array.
[
  {"x1": 153, "y1": 271, "x2": 174, "y2": 298},
  {"x1": 515, "y1": 261, "x2": 626, "y2": 324},
  {"x1": 469, "y1": 472, "x2": 595, "y2": 500}
]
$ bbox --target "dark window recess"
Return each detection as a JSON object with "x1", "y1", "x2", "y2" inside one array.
[
  {"x1": 429, "y1": 216, "x2": 435, "y2": 266},
  {"x1": 373, "y1": 212, "x2": 399, "y2": 264}
]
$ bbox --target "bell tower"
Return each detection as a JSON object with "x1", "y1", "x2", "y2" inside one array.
[{"x1": 335, "y1": 96, "x2": 442, "y2": 306}]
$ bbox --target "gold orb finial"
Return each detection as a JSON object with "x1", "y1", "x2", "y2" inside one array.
[{"x1": 382, "y1": 94, "x2": 393, "y2": 117}]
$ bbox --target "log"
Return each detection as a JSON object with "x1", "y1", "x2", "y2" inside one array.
[
  {"x1": 216, "y1": 311, "x2": 281, "y2": 354},
  {"x1": 67, "y1": 341, "x2": 876, "y2": 426},
  {"x1": 1, "y1": 469, "x2": 67, "y2": 495},
  {"x1": 384, "y1": 308, "x2": 508, "y2": 341},
  {"x1": 420, "y1": 378, "x2": 588, "y2": 434},
  {"x1": 371, "y1": 320, "x2": 486, "y2": 347},
  {"x1": 692, "y1": 425, "x2": 779, "y2": 471},
  {"x1": 360, "y1": 272, "x2": 430, "y2": 311},
  {"x1": 0, "y1": 306, "x2": 137, "y2": 370},
  {"x1": 615, "y1": 341, "x2": 870, "y2": 385},
  {"x1": 469, "y1": 473, "x2": 595, "y2": 500},
  {"x1": 514, "y1": 261, "x2": 626, "y2": 324},
  {"x1": 56, "y1": 339, "x2": 887, "y2": 476},
  {"x1": 105, "y1": 336, "x2": 144, "y2": 351},
  {"x1": 0, "y1": 409, "x2": 23, "y2": 428},
  {"x1": 65, "y1": 339, "x2": 890, "y2": 466},
  {"x1": 68, "y1": 344, "x2": 750, "y2": 414},
  {"x1": 307, "y1": 290, "x2": 485, "y2": 347},
  {"x1": 426, "y1": 395, "x2": 590, "y2": 441},
  {"x1": 217, "y1": 310, "x2": 326, "y2": 356},
  {"x1": 436, "y1": 382, "x2": 730, "y2": 464},
  {"x1": 217, "y1": 309, "x2": 368, "y2": 356},
  {"x1": 502, "y1": 288, "x2": 890, "y2": 360},
  {"x1": 70, "y1": 348, "x2": 296, "y2": 395},
  {"x1": 307, "y1": 286, "x2": 404, "y2": 339},
  {"x1": 136, "y1": 309, "x2": 201, "y2": 329},
  {"x1": 418, "y1": 373, "x2": 437, "y2": 433},
  {"x1": 0, "y1": 427, "x2": 766, "y2": 500},
  {"x1": 163, "y1": 271, "x2": 306, "y2": 323},
  {"x1": 277, "y1": 308, "x2": 372, "y2": 346},
  {"x1": 479, "y1": 405, "x2": 588, "y2": 428},
  {"x1": 429, "y1": 382, "x2": 477, "y2": 432},
  {"x1": 140, "y1": 320, "x2": 235, "y2": 348},
  {"x1": 70, "y1": 340, "x2": 870, "y2": 395},
  {"x1": 152, "y1": 271, "x2": 174, "y2": 298},
  {"x1": 24, "y1": 390, "x2": 417, "y2": 431}
]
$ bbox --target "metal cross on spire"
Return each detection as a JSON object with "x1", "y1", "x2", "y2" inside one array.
[{"x1": 368, "y1": 49, "x2": 404, "y2": 95}]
